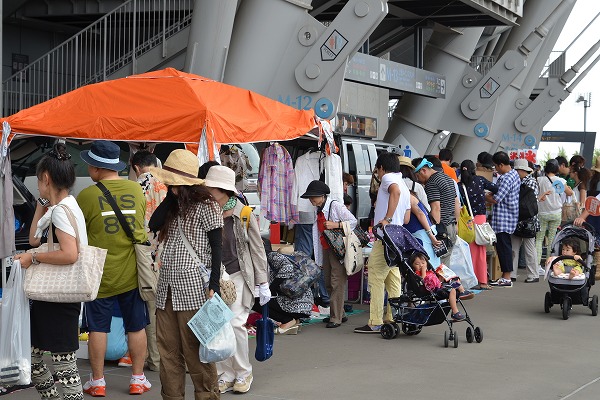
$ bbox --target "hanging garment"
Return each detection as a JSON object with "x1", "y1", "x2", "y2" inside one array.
[
  {"x1": 257, "y1": 143, "x2": 298, "y2": 224},
  {"x1": 325, "y1": 153, "x2": 344, "y2": 204},
  {"x1": 220, "y1": 145, "x2": 252, "y2": 192},
  {"x1": 291, "y1": 151, "x2": 322, "y2": 225}
]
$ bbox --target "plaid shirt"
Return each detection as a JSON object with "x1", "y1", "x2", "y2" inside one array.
[
  {"x1": 491, "y1": 168, "x2": 520, "y2": 234},
  {"x1": 156, "y1": 200, "x2": 223, "y2": 311},
  {"x1": 258, "y1": 143, "x2": 299, "y2": 223}
]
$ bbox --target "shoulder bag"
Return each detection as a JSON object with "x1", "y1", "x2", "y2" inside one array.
[
  {"x1": 96, "y1": 182, "x2": 157, "y2": 302},
  {"x1": 342, "y1": 221, "x2": 364, "y2": 276},
  {"x1": 457, "y1": 184, "x2": 475, "y2": 243},
  {"x1": 562, "y1": 183, "x2": 581, "y2": 222},
  {"x1": 462, "y1": 183, "x2": 496, "y2": 246},
  {"x1": 24, "y1": 204, "x2": 107, "y2": 302},
  {"x1": 322, "y1": 201, "x2": 369, "y2": 260},
  {"x1": 177, "y1": 217, "x2": 237, "y2": 306}
]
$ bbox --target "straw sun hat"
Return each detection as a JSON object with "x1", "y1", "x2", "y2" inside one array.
[
  {"x1": 397, "y1": 156, "x2": 414, "y2": 169},
  {"x1": 592, "y1": 157, "x2": 600, "y2": 173},
  {"x1": 149, "y1": 149, "x2": 204, "y2": 186}
]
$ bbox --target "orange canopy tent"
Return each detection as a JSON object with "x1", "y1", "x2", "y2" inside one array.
[{"x1": 1, "y1": 68, "x2": 316, "y2": 157}]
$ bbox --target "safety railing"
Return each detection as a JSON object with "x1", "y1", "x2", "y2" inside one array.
[
  {"x1": 470, "y1": 55, "x2": 496, "y2": 76},
  {"x1": 2, "y1": 0, "x2": 194, "y2": 116}
]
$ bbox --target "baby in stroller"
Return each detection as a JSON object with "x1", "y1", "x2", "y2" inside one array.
[
  {"x1": 546, "y1": 238, "x2": 585, "y2": 280},
  {"x1": 409, "y1": 253, "x2": 466, "y2": 321}
]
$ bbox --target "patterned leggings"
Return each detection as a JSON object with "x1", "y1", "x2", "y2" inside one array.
[{"x1": 31, "y1": 347, "x2": 83, "y2": 400}]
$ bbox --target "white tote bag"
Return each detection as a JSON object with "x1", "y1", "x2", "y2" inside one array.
[{"x1": 342, "y1": 222, "x2": 364, "y2": 276}]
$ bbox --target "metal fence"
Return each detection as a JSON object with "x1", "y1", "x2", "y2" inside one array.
[
  {"x1": 2, "y1": 0, "x2": 193, "y2": 116},
  {"x1": 469, "y1": 55, "x2": 496, "y2": 76}
]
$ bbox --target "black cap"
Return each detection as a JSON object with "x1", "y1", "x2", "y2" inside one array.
[{"x1": 301, "y1": 180, "x2": 330, "y2": 198}]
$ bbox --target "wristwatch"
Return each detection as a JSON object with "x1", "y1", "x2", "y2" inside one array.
[
  {"x1": 385, "y1": 217, "x2": 393, "y2": 223},
  {"x1": 31, "y1": 251, "x2": 40, "y2": 265}
]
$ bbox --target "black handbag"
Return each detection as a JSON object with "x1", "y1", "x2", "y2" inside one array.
[{"x1": 513, "y1": 219, "x2": 537, "y2": 238}]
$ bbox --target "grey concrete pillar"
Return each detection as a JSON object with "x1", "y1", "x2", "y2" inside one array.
[
  {"x1": 384, "y1": 27, "x2": 484, "y2": 157},
  {"x1": 184, "y1": 0, "x2": 239, "y2": 81}
]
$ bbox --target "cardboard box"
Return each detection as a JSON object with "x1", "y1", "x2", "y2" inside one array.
[
  {"x1": 487, "y1": 252, "x2": 503, "y2": 281},
  {"x1": 272, "y1": 244, "x2": 294, "y2": 255}
]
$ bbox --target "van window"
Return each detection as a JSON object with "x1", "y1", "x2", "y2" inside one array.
[
  {"x1": 350, "y1": 143, "x2": 369, "y2": 174},
  {"x1": 345, "y1": 143, "x2": 357, "y2": 176}
]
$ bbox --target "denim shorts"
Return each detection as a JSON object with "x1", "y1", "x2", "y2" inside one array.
[{"x1": 82, "y1": 288, "x2": 149, "y2": 333}]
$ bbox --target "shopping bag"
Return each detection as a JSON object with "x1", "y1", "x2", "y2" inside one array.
[
  {"x1": 342, "y1": 222, "x2": 364, "y2": 276},
  {"x1": 448, "y1": 237, "x2": 478, "y2": 290},
  {"x1": 0, "y1": 260, "x2": 31, "y2": 386},
  {"x1": 255, "y1": 304, "x2": 274, "y2": 362},
  {"x1": 199, "y1": 322, "x2": 236, "y2": 363},
  {"x1": 457, "y1": 205, "x2": 475, "y2": 243}
]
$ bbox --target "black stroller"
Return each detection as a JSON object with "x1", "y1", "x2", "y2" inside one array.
[
  {"x1": 375, "y1": 224, "x2": 482, "y2": 348},
  {"x1": 544, "y1": 222, "x2": 598, "y2": 320}
]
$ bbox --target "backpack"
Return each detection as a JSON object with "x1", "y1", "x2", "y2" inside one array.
[
  {"x1": 240, "y1": 205, "x2": 254, "y2": 242},
  {"x1": 518, "y1": 183, "x2": 538, "y2": 221}
]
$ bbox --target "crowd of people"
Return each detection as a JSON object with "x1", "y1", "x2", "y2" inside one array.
[{"x1": 13, "y1": 138, "x2": 598, "y2": 399}]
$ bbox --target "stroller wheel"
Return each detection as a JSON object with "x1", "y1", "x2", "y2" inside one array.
[
  {"x1": 466, "y1": 327, "x2": 474, "y2": 343},
  {"x1": 562, "y1": 297, "x2": 570, "y2": 320},
  {"x1": 391, "y1": 323, "x2": 400, "y2": 338},
  {"x1": 474, "y1": 327, "x2": 483, "y2": 343},
  {"x1": 591, "y1": 295, "x2": 598, "y2": 316},
  {"x1": 380, "y1": 323, "x2": 396, "y2": 340},
  {"x1": 544, "y1": 292, "x2": 552, "y2": 313},
  {"x1": 444, "y1": 331, "x2": 449, "y2": 348},
  {"x1": 453, "y1": 332, "x2": 459, "y2": 348}
]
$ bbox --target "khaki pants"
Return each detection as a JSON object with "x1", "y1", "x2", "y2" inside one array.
[
  {"x1": 156, "y1": 291, "x2": 219, "y2": 400},
  {"x1": 145, "y1": 299, "x2": 160, "y2": 371},
  {"x1": 322, "y1": 248, "x2": 347, "y2": 324},
  {"x1": 368, "y1": 240, "x2": 401, "y2": 326}
]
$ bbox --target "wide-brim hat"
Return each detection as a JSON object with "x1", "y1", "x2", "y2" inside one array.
[
  {"x1": 301, "y1": 180, "x2": 330, "y2": 198},
  {"x1": 398, "y1": 156, "x2": 414, "y2": 169},
  {"x1": 149, "y1": 149, "x2": 205, "y2": 186},
  {"x1": 80, "y1": 140, "x2": 127, "y2": 171},
  {"x1": 592, "y1": 157, "x2": 600, "y2": 173},
  {"x1": 203, "y1": 165, "x2": 238, "y2": 194},
  {"x1": 513, "y1": 158, "x2": 532, "y2": 173}
]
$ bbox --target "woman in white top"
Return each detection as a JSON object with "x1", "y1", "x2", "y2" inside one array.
[
  {"x1": 14, "y1": 143, "x2": 86, "y2": 400},
  {"x1": 535, "y1": 159, "x2": 573, "y2": 266}
]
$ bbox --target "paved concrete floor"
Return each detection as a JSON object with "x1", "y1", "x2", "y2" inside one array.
[{"x1": 4, "y1": 276, "x2": 600, "y2": 399}]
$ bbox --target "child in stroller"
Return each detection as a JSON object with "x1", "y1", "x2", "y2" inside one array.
[
  {"x1": 545, "y1": 237, "x2": 584, "y2": 280},
  {"x1": 410, "y1": 253, "x2": 467, "y2": 321}
]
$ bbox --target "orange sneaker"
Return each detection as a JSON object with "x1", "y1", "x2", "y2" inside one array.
[
  {"x1": 117, "y1": 354, "x2": 132, "y2": 367},
  {"x1": 129, "y1": 376, "x2": 151, "y2": 395},
  {"x1": 83, "y1": 378, "x2": 106, "y2": 397}
]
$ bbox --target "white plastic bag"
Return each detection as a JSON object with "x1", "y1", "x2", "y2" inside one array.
[
  {"x1": 448, "y1": 237, "x2": 478, "y2": 290},
  {"x1": 0, "y1": 260, "x2": 31, "y2": 385},
  {"x1": 199, "y1": 322, "x2": 236, "y2": 363}
]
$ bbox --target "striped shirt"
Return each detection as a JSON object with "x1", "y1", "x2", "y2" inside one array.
[
  {"x1": 424, "y1": 171, "x2": 458, "y2": 225},
  {"x1": 491, "y1": 168, "x2": 520, "y2": 234}
]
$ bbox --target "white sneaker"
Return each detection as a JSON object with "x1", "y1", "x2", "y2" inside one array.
[
  {"x1": 233, "y1": 374, "x2": 253, "y2": 394},
  {"x1": 218, "y1": 379, "x2": 234, "y2": 393},
  {"x1": 318, "y1": 306, "x2": 330, "y2": 316},
  {"x1": 129, "y1": 376, "x2": 151, "y2": 395}
]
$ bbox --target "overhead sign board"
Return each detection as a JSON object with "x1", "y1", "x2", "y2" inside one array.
[{"x1": 345, "y1": 52, "x2": 445, "y2": 98}]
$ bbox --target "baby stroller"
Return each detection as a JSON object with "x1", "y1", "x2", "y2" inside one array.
[
  {"x1": 375, "y1": 224, "x2": 482, "y2": 348},
  {"x1": 544, "y1": 222, "x2": 598, "y2": 320}
]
